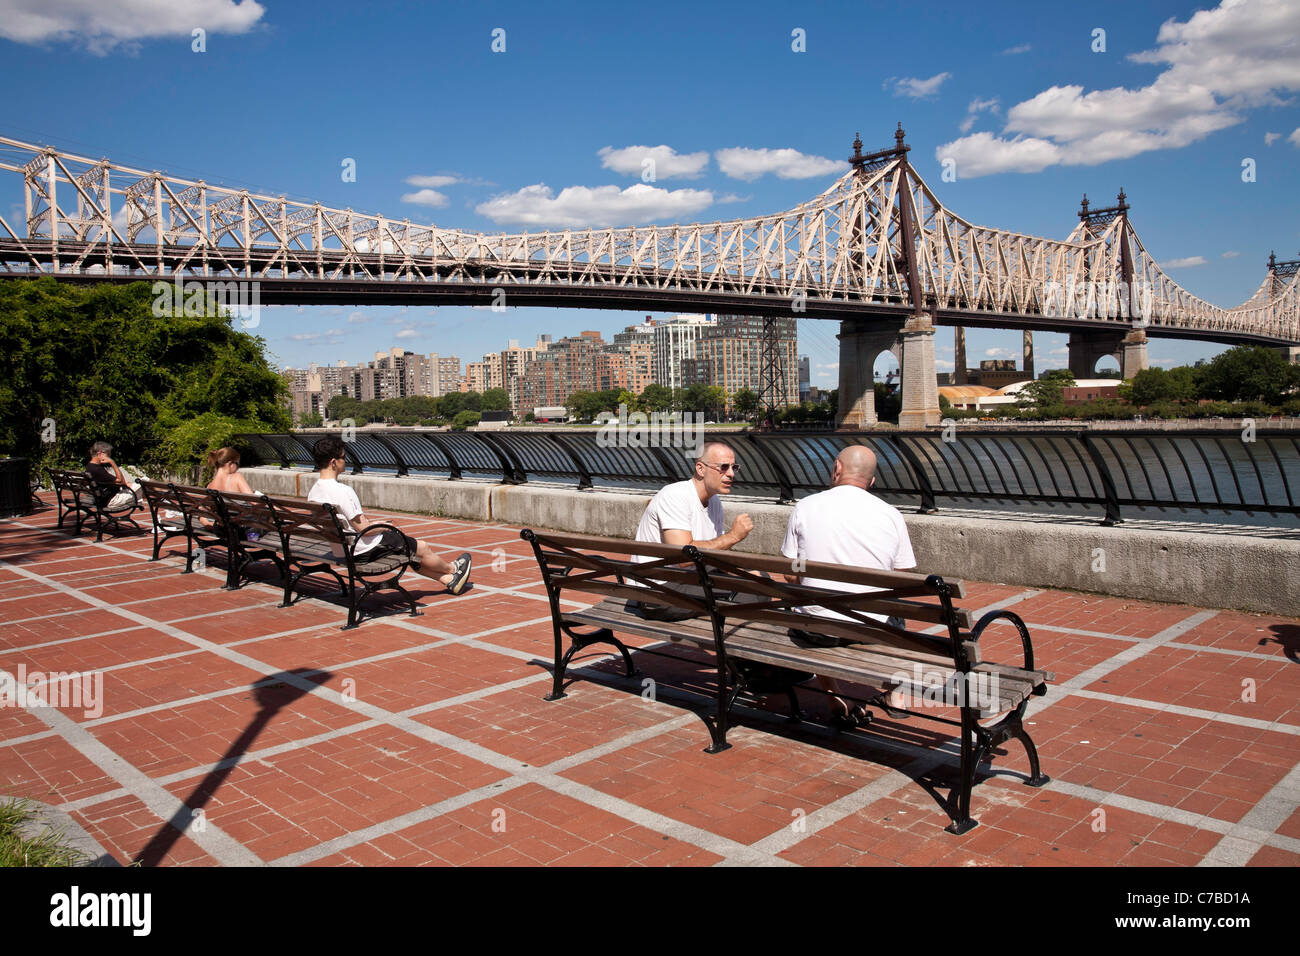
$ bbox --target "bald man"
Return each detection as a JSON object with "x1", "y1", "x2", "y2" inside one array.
[{"x1": 780, "y1": 444, "x2": 916, "y2": 726}]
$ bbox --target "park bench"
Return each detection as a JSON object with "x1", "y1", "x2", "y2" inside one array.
[
  {"x1": 263, "y1": 495, "x2": 422, "y2": 630},
  {"x1": 147, "y1": 481, "x2": 420, "y2": 630},
  {"x1": 138, "y1": 479, "x2": 192, "y2": 563},
  {"x1": 522, "y1": 528, "x2": 1054, "y2": 834},
  {"x1": 50, "y1": 468, "x2": 143, "y2": 542}
]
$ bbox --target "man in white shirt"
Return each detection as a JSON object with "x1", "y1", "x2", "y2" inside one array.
[
  {"x1": 629, "y1": 441, "x2": 753, "y2": 620},
  {"x1": 308, "y1": 437, "x2": 471, "y2": 594},
  {"x1": 780, "y1": 444, "x2": 916, "y2": 727}
]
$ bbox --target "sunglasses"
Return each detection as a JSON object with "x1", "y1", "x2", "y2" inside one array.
[{"x1": 700, "y1": 461, "x2": 739, "y2": 475}]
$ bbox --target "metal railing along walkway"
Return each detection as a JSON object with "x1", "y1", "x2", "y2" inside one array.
[{"x1": 237, "y1": 428, "x2": 1300, "y2": 527}]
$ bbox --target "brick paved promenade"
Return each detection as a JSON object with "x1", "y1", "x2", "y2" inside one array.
[{"x1": 2, "y1": 495, "x2": 1297, "y2": 866}]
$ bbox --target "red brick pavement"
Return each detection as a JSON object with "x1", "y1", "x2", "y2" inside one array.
[{"x1": 1, "y1": 493, "x2": 1296, "y2": 867}]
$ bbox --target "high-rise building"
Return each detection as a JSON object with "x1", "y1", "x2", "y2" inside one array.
[
  {"x1": 696, "y1": 315, "x2": 797, "y2": 406},
  {"x1": 653, "y1": 314, "x2": 715, "y2": 390},
  {"x1": 799, "y1": 355, "x2": 811, "y2": 402}
]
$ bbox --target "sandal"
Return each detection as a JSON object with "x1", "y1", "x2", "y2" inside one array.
[
  {"x1": 865, "y1": 691, "x2": 910, "y2": 720},
  {"x1": 829, "y1": 700, "x2": 871, "y2": 731}
]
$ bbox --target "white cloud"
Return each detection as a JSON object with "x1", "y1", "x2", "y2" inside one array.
[
  {"x1": 400, "y1": 188, "x2": 448, "y2": 208},
  {"x1": 347, "y1": 311, "x2": 370, "y2": 324},
  {"x1": 405, "y1": 174, "x2": 461, "y2": 188},
  {"x1": 716, "y1": 193, "x2": 750, "y2": 204},
  {"x1": 395, "y1": 328, "x2": 421, "y2": 340},
  {"x1": 1222, "y1": 250, "x2": 1241, "y2": 258},
  {"x1": 1290, "y1": 127, "x2": 1300, "y2": 146},
  {"x1": 1265, "y1": 132, "x2": 1282, "y2": 145},
  {"x1": 984, "y1": 347, "x2": 1016, "y2": 359},
  {"x1": 597, "y1": 145, "x2": 709, "y2": 179},
  {"x1": 1159, "y1": 255, "x2": 1208, "y2": 268},
  {"x1": 1001, "y1": 43, "x2": 1031, "y2": 55},
  {"x1": 1129, "y1": 0, "x2": 1300, "y2": 105},
  {"x1": 475, "y1": 182, "x2": 713, "y2": 228},
  {"x1": 937, "y1": 132, "x2": 1061, "y2": 177},
  {"x1": 887, "y1": 72, "x2": 951, "y2": 99},
  {"x1": 289, "y1": 332, "x2": 321, "y2": 342},
  {"x1": 816, "y1": 362, "x2": 839, "y2": 370},
  {"x1": 0, "y1": 0, "x2": 265, "y2": 53},
  {"x1": 959, "y1": 97, "x2": 1001, "y2": 133},
  {"x1": 714, "y1": 147, "x2": 848, "y2": 181},
  {"x1": 934, "y1": 0, "x2": 1300, "y2": 176}
]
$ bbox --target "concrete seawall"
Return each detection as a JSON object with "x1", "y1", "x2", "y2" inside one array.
[{"x1": 243, "y1": 467, "x2": 1300, "y2": 618}]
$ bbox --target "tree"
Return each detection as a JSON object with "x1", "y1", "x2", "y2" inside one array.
[
  {"x1": 451, "y1": 410, "x2": 481, "y2": 431},
  {"x1": 481, "y1": 388, "x2": 511, "y2": 412},
  {"x1": 1198, "y1": 346, "x2": 1292, "y2": 404},
  {"x1": 640, "y1": 383, "x2": 673, "y2": 413},
  {"x1": 732, "y1": 388, "x2": 761, "y2": 422},
  {"x1": 299, "y1": 412, "x2": 324, "y2": 428},
  {"x1": 871, "y1": 382, "x2": 901, "y2": 423},
  {"x1": 1017, "y1": 369, "x2": 1076, "y2": 409},
  {"x1": 1120, "y1": 366, "x2": 1198, "y2": 406},
  {"x1": 0, "y1": 278, "x2": 288, "y2": 477},
  {"x1": 680, "y1": 383, "x2": 712, "y2": 415},
  {"x1": 437, "y1": 392, "x2": 469, "y2": 419}
]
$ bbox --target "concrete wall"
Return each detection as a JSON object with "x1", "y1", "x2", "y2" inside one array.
[{"x1": 242, "y1": 467, "x2": 1300, "y2": 617}]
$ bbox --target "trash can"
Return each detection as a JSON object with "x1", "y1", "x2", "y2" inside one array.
[{"x1": 0, "y1": 457, "x2": 32, "y2": 518}]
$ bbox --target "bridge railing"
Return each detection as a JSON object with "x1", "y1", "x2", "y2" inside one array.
[{"x1": 236, "y1": 428, "x2": 1300, "y2": 526}]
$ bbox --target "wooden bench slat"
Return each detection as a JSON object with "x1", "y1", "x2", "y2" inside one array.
[{"x1": 566, "y1": 599, "x2": 1032, "y2": 718}]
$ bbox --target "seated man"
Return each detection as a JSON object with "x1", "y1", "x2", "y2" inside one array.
[
  {"x1": 308, "y1": 437, "x2": 472, "y2": 594},
  {"x1": 629, "y1": 440, "x2": 753, "y2": 620},
  {"x1": 85, "y1": 441, "x2": 139, "y2": 511},
  {"x1": 780, "y1": 444, "x2": 916, "y2": 728}
]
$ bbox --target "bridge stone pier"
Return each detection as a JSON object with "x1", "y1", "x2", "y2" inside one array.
[
  {"x1": 836, "y1": 315, "x2": 941, "y2": 429},
  {"x1": 1068, "y1": 327, "x2": 1149, "y2": 379},
  {"x1": 836, "y1": 318, "x2": 900, "y2": 427}
]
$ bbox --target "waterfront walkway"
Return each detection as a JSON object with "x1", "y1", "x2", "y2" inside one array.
[{"x1": 1, "y1": 494, "x2": 1297, "y2": 866}]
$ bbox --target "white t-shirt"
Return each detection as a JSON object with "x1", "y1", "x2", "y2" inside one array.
[
  {"x1": 307, "y1": 477, "x2": 381, "y2": 555},
  {"x1": 632, "y1": 479, "x2": 724, "y2": 561},
  {"x1": 780, "y1": 483, "x2": 916, "y2": 623}
]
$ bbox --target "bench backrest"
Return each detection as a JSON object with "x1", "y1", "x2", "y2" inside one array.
[
  {"x1": 218, "y1": 490, "x2": 280, "y2": 539},
  {"x1": 522, "y1": 529, "x2": 713, "y2": 617},
  {"x1": 138, "y1": 479, "x2": 185, "y2": 517},
  {"x1": 264, "y1": 496, "x2": 349, "y2": 548},
  {"x1": 521, "y1": 528, "x2": 979, "y2": 667},
  {"x1": 170, "y1": 484, "x2": 227, "y2": 531},
  {"x1": 684, "y1": 547, "x2": 977, "y2": 666}
]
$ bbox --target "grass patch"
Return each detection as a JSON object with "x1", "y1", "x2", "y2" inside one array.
[{"x1": 0, "y1": 798, "x2": 90, "y2": 867}]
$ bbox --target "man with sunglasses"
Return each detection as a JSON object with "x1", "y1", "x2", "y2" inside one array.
[{"x1": 629, "y1": 441, "x2": 752, "y2": 620}]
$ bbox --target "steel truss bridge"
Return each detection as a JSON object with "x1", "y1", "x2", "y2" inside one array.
[{"x1": 1, "y1": 129, "x2": 1297, "y2": 347}]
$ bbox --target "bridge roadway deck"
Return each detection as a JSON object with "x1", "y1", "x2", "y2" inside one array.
[
  {"x1": 0, "y1": 492, "x2": 1296, "y2": 867},
  {"x1": 1, "y1": 240, "x2": 1293, "y2": 347}
]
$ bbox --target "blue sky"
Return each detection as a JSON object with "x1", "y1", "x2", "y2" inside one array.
[{"x1": 2, "y1": 0, "x2": 1298, "y2": 386}]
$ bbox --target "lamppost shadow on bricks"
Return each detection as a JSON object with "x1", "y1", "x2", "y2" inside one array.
[
  {"x1": 132, "y1": 667, "x2": 330, "y2": 867},
  {"x1": 1265, "y1": 623, "x2": 1299, "y2": 665}
]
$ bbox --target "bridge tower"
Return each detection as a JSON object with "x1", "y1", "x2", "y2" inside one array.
[
  {"x1": 1270, "y1": 251, "x2": 1300, "y2": 363},
  {"x1": 836, "y1": 126, "x2": 940, "y2": 430},
  {"x1": 1067, "y1": 191, "x2": 1149, "y2": 379}
]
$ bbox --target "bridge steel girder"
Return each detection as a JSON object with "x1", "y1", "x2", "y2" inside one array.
[{"x1": 0, "y1": 133, "x2": 1297, "y2": 349}]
